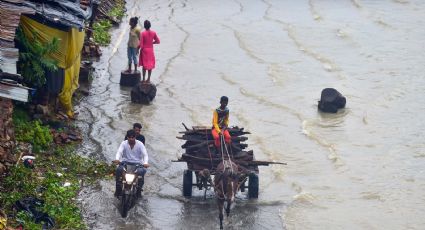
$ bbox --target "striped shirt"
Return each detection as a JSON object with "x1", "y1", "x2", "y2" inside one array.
[{"x1": 212, "y1": 107, "x2": 229, "y2": 133}]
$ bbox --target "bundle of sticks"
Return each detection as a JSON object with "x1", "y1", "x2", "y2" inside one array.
[{"x1": 176, "y1": 124, "x2": 259, "y2": 172}]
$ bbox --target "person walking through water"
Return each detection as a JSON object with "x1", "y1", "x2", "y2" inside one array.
[
  {"x1": 126, "y1": 17, "x2": 141, "y2": 73},
  {"x1": 212, "y1": 96, "x2": 231, "y2": 151},
  {"x1": 139, "y1": 20, "x2": 160, "y2": 83}
]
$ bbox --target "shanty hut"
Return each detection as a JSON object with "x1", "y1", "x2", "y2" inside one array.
[
  {"x1": 0, "y1": 0, "x2": 97, "y2": 117},
  {"x1": 0, "y1": 0, "x2": 99, "y2": 172}
]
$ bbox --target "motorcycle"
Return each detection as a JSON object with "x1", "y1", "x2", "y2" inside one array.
[{"x1": 119, "y1": 162, "x2": 144, "y2": 217}]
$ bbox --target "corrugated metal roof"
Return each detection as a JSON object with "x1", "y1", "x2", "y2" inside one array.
[
  {"x1": 0, "y1": 47, "x2": 19, "y2": 74},
  {"x1": 0, "y1": 81, "x2": 29, "y2": 102},
  {"x1": 0, "y1": 0, "x2": 35, "y2": 74},
  {"x1": 0, "y1": 0, "x2": 94, "y2": 76},
  {"x1": 0, "y1": 0, "x2": 35, "y2": 48},
  {"x1": 1, "y1": 0, "x2": 93, "y2": 31}
]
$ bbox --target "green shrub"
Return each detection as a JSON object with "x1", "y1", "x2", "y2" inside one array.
[
  {"x1": 92, "y1": 1, "x2": 125, "y2": 46},
  {"x1": 0, "y1": 166, "x2": 35, "y2": 208},
  {"x1": 16, "y1": 211, "x2": 43, "y2": 229},
  {"x1": 13, "y1": 115, "x2": 53, "y2": 153},
  {"x1": 41, "y1": 172, "x2": 85, "y2": 229},
  {"x1": 108, "y1": 3, "x2": 125, "y2": 19},
  {"x1": 15, "y1": 27, "x2": 59, "y2": 88},
  {"x1": 0, "y1": 145, "x2": 114, "y2": 229},
  {"x1": 12, "y1": 107, "x2": 30, "y2": 123},
  {"x1": 92, "y1": 20, "x2": 112, "y2": 46}
]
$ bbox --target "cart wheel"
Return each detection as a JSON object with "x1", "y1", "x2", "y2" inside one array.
[
  {"x1": 183, "y1": 170, "x2": 193, "y2": 197},
  {"x1": 240, "y1": 181, "x2": 246, "y2": 192},
  {"x1": 248, "y1": 173, "x2": 259, "y2": 199}
]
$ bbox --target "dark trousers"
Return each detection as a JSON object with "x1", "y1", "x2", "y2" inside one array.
[{"x1": 115, "y1": 162, "x2": 147, "y2": 194}]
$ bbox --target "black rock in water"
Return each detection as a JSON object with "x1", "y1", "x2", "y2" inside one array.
[
  {"x1": 318, "y1": 88, "x2": 346, "y2": 113},
  {"x1": 131, "y1": 82, "x2": 157, "y2": 104}
]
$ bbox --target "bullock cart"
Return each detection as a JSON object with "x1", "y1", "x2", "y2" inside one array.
[{"x1": 173, "y1": 124, "x2": 285, "y2": 199}]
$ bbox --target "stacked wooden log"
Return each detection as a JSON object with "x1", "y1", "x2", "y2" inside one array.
[
  {"x1": 82, "y1": 40, "x2": 102, "y2": 59},
  {"x1": 51, "y1": 128, "x2": 83, "y2": 144},
  {"x1": 0, "y1": 1, "x2": 35, "y2": 48},
  {"x1": 177, "y1": 125, "x2": 258, "y2": 172}
]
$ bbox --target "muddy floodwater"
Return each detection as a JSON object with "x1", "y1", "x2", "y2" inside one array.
[{"x1": 76, "y1": 0, "x2": 425, "y2": 229}]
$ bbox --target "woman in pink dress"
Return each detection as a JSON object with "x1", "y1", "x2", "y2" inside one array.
[{"x1": 139, "y1": 20, "x2": 160, "y2": 83}]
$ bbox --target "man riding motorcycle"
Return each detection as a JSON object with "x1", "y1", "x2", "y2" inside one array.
[{"x1": 113, "y1": 129, "x2": 149, "y2": 197}]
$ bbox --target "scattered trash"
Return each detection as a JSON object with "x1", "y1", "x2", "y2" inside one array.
[
  {"x1": 63, "y1": 182, "x2": 71, "y2": 187},
  {"x1": 36, "y1": 186, "x2": 47, "y2": 194},
  {"x1": 23, "y1": 159, "x2": 34, "y2": 168},
  {"x1": 22, "y1": 155, "x2": 35, "y2": 160},
  {"x1": 22, "y1": 156, "x2": 36, "y2": 169},
  {"x1": 56, "y1": 173, "x2": 63, "y2": 177},
  {"x1": 14, "y1": 197, "x2": 55, "y2": 229}
]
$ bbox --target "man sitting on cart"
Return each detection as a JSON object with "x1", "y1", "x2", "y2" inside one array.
[{"x1": 212, "y1": 96, "x2": 231, "y2": 151}]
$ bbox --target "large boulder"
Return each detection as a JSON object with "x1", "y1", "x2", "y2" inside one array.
[
  {"x1": 318, "y1": 88, "x2": 346, "y2": 113},
  {"x1": 131, "y1": 82, "x2": 157, "y2": 104}
]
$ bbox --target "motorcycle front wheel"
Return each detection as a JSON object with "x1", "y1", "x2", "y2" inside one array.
[{"x1": 121, "y1": 193, "x2": 130, "y2": 217}]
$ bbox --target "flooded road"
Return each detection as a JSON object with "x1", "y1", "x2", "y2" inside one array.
[{"x1": 77, "y1": 0, "x2": 425, "y2": 229}]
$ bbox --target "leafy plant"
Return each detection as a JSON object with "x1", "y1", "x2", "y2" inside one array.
[
  {"x1": 12, "y1": 107, "x2": 30, "y2": 123},
  {"x1": 41, "y1": 172, "x2": 85, "y2": 229},
  {"x1": 16, "y1": 211, "x2": 43, "y2": 229},
  {"x1": 13, "y1": 109, "x2": 53, "y2": 153},
  {"x1": 16, "y1": 27, "x2": 59, "y2": 87},
  {"x1": 92, "y1": 20, "x2": 112, "y2": 46},
  {"x1": 0, "y1": 144, "x2": 114, "y2": 229},
  {"x1": 92, "y1": 1, "x2": 125, "y2": 46},
  {"x1": 108, "y1": 3, "x2": 125, "y2": 19},
  {"x1": 1, "y1": 166, "x2": 35, "y2": 208}
]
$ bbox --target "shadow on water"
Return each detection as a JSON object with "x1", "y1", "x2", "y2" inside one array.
[
  {"x1": 176, "y1": 196, "x2": 260, "y2": 230},
  {"x1": 79, "y1": 180, "x2": 155, "y2": 230}
]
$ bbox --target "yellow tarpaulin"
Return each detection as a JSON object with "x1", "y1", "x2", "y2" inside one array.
[{"x1": 20, "y1": 16, "x2": 84, "y2": 117}]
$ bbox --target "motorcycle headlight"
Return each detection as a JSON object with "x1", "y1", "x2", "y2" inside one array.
[{"x1": 125, "y1": 173, "x2": 136, "y2": 183}]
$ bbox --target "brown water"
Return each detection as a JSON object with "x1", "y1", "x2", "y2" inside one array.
[{"x1": 76, "y1": 0, "x2": 425, "y2": 229}]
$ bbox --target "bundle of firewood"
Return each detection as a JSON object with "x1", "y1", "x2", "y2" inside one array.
[
  {"x1": 51, "y1": 128, "x2": 82, "y2": 144},
  {"x1": 177, "y1": 125, "x2": 255, "y2": 171},
  {"x1": 82, "y1": 40, "x2": 102, "y2": 59}
]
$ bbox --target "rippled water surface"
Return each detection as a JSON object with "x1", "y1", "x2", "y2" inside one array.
[{"x1": 76, "y1": 0, "x2": 425, "y2": 229}]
